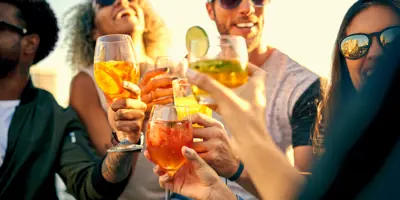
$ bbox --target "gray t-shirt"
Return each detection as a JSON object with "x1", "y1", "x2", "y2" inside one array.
[{"x1": 220, "y1": 49, "x2": 320, "y2": 199}]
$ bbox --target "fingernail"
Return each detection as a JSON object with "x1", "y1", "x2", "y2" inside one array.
[
  {"x1": 186, "y1": 68, "x2": 197, "y2": 80},
  {"x1": 123, "y1": 81, "x2": 129, "y2": 88},
  {"x1": 183, "y1": 146, "x2": 192, "y2": 157}
]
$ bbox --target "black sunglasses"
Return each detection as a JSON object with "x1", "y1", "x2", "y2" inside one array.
[
  {"x1": 94, "y1": 0, "x2": 118, "y2": 7},
  {"x1": 208, "y1": 0, "x2": 268, "y2": 10},
  {"x1": 0, "y1": 20, "x2": 27, "y2": 35},
  {"x1": 340, "y1": 26, "x2": 400, "y2": 60}
]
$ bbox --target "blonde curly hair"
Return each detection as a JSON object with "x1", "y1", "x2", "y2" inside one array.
[{"x1": 63, "y1": 0, "x2": 171, "y2": 70}]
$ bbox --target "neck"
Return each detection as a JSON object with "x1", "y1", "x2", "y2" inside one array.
[
  {"x1": 131, "y1": 34, "x2": 155, "y2": 67},
  {"x1": 0, "y1": 70, "x2": 30, "y2": 101},
  {"x1": 248, "y1": 44, "x2": 271, "y2": 68}
]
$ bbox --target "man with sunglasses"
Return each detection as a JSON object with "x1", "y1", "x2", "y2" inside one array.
[
  {"x1": 192, "y1": 0, "x2": 322, "y2": 199},
  {"x1": 0, "y1": 0, "x2": 144, "y2": 199}
]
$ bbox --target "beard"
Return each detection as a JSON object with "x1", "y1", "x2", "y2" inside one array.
[{"x1": 0, "y1": 41, "x2": 21, "y2": 79}]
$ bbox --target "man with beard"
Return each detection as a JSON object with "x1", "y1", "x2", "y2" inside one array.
[
  {"x1": 0, "y1": 0, "x2": 146, "y2": 199},
  {"x1": 189, "y1": 0, "x2": 322, "y2": 199}
]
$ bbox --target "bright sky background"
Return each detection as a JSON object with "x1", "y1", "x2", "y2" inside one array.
[{"x1": 37, "y1": 0, "x2": 356, "y2": 106}]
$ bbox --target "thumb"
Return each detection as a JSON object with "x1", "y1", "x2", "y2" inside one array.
[
  {"x1": 122, "y1": 81, "x2": 141, "y2": 98},
  {"x1": 181, "y1": 146, "x2": 207, "y2": 170}
]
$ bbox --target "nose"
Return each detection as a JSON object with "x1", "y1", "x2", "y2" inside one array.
[
  {"x1": 237, "y1": 0, "x2": 256, "y2": 16},
  {"x1": 367, "y1": 36, "x2": 384, "y2": 60}
]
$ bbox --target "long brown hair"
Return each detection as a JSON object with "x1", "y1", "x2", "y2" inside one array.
[
  {"x1": 63, "y1": 0, "x2": 171, "y2": 70},
  {"x1": 314, "y1": 0, "x2": 400, "y2": 141}
]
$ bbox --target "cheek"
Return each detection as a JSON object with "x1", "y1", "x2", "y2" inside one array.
[
  {"x1": 95, "y1": 11, "x2": 114, "y2": 34},
  {"x1": 345, "y1": 58, "x2": 363, "y2": 87}
]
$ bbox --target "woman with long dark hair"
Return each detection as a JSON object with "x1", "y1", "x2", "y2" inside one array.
[{"x1": 313, "y1": 0, "x2": 400, "y2": 152}]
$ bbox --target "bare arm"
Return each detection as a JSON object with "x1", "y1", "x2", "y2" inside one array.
[
  {"x1": 294, "y1": 146, "x2": 314, "y2": 172},
  {"x1": 235, "y1": 167, "x2": 261, "y2": 198},
  {"x1": 70, "y1": 72, "x2": 113, "y2": 155},
  {"x1": 235, "y1": 135, "x2": 305, "y2": 200}
]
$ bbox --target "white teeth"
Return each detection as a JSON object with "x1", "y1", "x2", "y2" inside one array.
[{"x1": 236, "y1": 23, "x2": 254, "y2": 28}]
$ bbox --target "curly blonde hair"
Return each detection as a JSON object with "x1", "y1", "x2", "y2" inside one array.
[{"x1": 63, "y1": 0, "x2": 171, "y2": 70}]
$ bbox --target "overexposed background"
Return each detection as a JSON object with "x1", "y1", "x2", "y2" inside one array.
[{"x1": 33, "y1": 0, "x2": 357, "y2": 107}]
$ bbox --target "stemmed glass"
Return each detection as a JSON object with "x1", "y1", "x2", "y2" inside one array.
[
  {"x1": 155, "y1": 56, "x2": 188, "y2": 78},
  {"x1": 93, "y1": 34, "x2": 141, "y2": 153},
  {"x1": 146, "y1": 105, "x2": 193, "y2": 200},
  {"x1": 188, "y1": 35, "x2": 249, "y2": 107}
]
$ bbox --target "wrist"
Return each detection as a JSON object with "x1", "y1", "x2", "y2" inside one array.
[
  {"x1": 228, "y1": 161, "x2": 244, "y2": 182},
  {"x1": 227, "y1": 159, "x2": 240, "y2": 178},
  {"x1": 208, "y1": 182, "x2": 237, "y2": 200}
]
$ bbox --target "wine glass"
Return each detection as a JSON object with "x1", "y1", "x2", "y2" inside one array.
[
  {"x1": 93, "y1": 34, "x2": 141, "y2": 153},
  {"x1": 188, "y1": 35, "x2": 248, "y2": 107},
  {"x1": 172, "y1": 77, "x2": 212, "y2": 120},
  {"x1": 146, "y1": 105, "x2": 193, "y2": 200},
  {"x1": 155, "y1": 56, "x2": 188, "y2": 78}
]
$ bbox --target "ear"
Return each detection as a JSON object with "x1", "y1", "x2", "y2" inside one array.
[
  {"x1": 22, "y1": 34, "x2": 40, "y2": 55},
  {"x1": 206, "y1": 3, "x2": 215, "y2": 21}
]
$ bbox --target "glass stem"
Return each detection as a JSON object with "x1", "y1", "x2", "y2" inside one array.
[{"x1": 165, "y1": 188, "x2": 170, "y2": 200}]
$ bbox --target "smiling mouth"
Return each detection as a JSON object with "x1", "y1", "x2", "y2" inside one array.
[{"x1": 235, "y1": 22, "x2": 256, "y2": 29}]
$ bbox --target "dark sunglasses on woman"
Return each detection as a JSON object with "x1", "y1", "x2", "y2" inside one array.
[
  {"x1": 340, "y1": 26, "x2": 400, "y2": 60},
  {"x1": 94, "y1": 0, "x2": 133, "y2": 7},
  {"x1": 207, "y1": 0, "x2": 269, "y2": 10}
]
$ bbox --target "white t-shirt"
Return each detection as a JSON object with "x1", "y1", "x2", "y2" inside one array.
[{"x1": 0, "y1": 100, "x2": 20, "y2": 168}]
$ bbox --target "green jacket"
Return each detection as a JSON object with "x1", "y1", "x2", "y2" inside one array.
[{"x1": 0, "y1": 80, "x2": 129, "y2": 200}]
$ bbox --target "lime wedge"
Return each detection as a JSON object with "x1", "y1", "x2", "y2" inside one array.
[{"x1": 186, "y1": 26, "x2": 209, "y2": 57}]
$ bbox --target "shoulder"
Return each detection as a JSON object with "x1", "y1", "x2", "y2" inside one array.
[
  {"x1": 70, "y1": 72, "x2": 101, "y2": 106},
  {"x1": 268, "y1": 49, "x2": 321, "y2": 111},
  {"x1": 34, "y1": 88, "x2": 64, "y2": 112},
  {"x1": 70, "y1": 71, "x2": 95, "y2": 90}
]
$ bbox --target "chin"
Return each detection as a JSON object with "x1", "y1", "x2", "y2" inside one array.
[{"x1": 246, "y1": 38, "x2": 261, "y2": 52}]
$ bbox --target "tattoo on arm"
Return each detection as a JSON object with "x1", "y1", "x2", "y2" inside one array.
[{"x1": 101, "y1": 152, "x2": 133, "y2": 183}]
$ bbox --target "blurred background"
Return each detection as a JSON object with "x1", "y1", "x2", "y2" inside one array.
[{"x1": 32, "y1": 0, "x2": 356, "y2": 108}]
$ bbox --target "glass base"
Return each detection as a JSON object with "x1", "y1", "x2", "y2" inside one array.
[
  {"x1": 197, "y1": 95, "x2": 215, "y2": 105},
  {"x1": 197, "y1": 95, "x2": 218, "y2": 110},
  {"x1": 107, "y1": 143, "x2": 143, "y2": 153}
]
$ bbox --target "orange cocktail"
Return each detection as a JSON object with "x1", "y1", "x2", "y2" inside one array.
[
  {"x1": 146, "y1": 120, "x2": 193, "y2": 175},
  {"x1": 94, "y1": 60, "x2": 140, "y2": 104}
]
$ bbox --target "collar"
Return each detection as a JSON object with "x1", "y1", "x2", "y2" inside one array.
[{"x1": 19, "y1": 79, "x2": 38, "y2": 105}]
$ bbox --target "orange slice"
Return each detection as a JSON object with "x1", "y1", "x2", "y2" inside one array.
[{"x1": 94, "y1": 63, "x2": 123, "y2": 95}]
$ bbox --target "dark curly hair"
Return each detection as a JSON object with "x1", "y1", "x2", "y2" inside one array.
[{"x1": 0, "y1": 0, "x2": 59, "y2": 64}]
